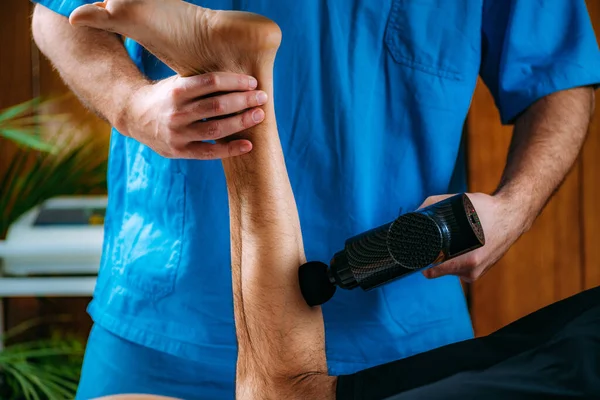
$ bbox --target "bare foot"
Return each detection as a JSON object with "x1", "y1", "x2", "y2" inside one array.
[
  {"x1": 69, "y1": 0, "x2": 281, "y2": 77},
  {"x1": 70, "y1": 2, "x2": 336, "y2": 399}
]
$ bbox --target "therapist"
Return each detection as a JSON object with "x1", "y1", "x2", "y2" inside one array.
[{"x1": 31, "y1": 1, "x2": 600, "y2": 399}]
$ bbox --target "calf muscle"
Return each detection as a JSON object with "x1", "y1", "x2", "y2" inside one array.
[{"x1": 68, "y1": 1, "x2": 336, "y2": 398}]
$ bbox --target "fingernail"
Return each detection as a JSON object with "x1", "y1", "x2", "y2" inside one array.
[
  {"x1": 240, "y1": 142, "x2": 252, "y2": 153},
  {"x1": 256, "y1": 91, "x2": 268, "y2": 104},
  {"x1": 252, "y1": 109, "x2": 265, "y2": 122},
  {"x1": 249, "y1": 77, "x2": 258, "y2": 89}
]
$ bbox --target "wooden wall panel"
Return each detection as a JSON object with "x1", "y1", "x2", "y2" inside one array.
[
  {"x1": 0, "y1": 0, "x2": 41, "y2": 337},
  {"x1": 582, "y1": 0, "x2": 600, "y2": 290},
  {"x1": 468, "y1": 0, "x2": 600, "y2": 336},
  {"x1": 0, "y1": 1, "x2": 33, "y2": 105},
  {"x1": 1, "y1": 1, "x2": 100, "y2": 342},
  {"x1": 0, "y1": 1, "x2": 33, "y2": 172}
]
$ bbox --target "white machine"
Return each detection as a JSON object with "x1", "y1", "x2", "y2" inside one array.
[
  {"x1": 0, "y1": 196, "x2": 107, "y2": 346},
  {"x1": 0, "y1": 196, "x2": 106, "y2": 296}
]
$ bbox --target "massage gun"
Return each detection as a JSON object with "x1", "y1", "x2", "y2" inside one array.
[{"x1": 298, "y1": 193, "x2": 485, "y2": 306}]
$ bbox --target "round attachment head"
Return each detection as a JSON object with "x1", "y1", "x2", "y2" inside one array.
[{"x1": 298, "y1": 261, "x2": 337, "y2": 306}]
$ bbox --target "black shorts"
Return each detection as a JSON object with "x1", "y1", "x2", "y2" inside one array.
[{"x1": 336, "y1": 285, "x2": 600, "y2": 400}]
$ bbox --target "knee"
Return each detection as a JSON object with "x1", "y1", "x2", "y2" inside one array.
[
  {"x1": 237, "y1": 371, "x2": 337, "y2": 400},
  {"x1": 272, "y1": 372, "x2": 337, "y2": 400}
]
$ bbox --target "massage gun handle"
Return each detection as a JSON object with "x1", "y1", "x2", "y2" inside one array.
[
  {"x1": 330, "y1": 193, "x2": 485, "y2": 291},
  {"x1": 417, "y1": 193, "x2": 485, "y2": 259}
]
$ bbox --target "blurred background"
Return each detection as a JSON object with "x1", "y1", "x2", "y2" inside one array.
[{"x1": 1, "y1": 1, "x2": 599, "y2": 399}]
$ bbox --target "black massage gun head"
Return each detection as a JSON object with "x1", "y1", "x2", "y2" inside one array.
[{"x1": 298, "y1": 261, "x2": 337, "y2": 307}]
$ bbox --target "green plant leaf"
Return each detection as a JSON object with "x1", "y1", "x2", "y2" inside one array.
[
  {"x1": 0, "y1": 331, "x2": 83, "y2": 400},
  {"x1": 0, "y1": 129, "x2": 56, "y2": 152},
  {"x1": 0, "y1": 99, "x2": 39, "y2": 123},
  {"x1": 15, "y1": 366, "x2": 55, "y2": 400},
  {"x1": 0, "y1": 348, "x2": 81, "y2": 361},
  {"x1": 16, "y1": 363, "x2": 77, "y2": 400},
  {"x1": 0, "y1": 151, "x2": 32, "y2": 237},
  {"x1": 3, "y1": 365, "x2": 40, "y2": 400},
  {"x1": 0, "y1": 96, "x2": 78, "y2": 153},
  {"x1": 6, "y1": 114, "x2": 71, "y2": 127},
  {"x1": 30, "y1": 365, "x2": 79, "y2": 392}
]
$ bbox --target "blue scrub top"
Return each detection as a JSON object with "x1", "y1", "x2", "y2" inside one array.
[{"x1": 36, "y1": 0, "x2": 600, "y2": 380}]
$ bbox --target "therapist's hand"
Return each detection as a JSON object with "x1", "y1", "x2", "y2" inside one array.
[
  {"x1": 417, "y1": 192, "x2": 526, "y2": 282},
  {"x1": 116, "y1": 72, "x2": 268, "y2": 160}
]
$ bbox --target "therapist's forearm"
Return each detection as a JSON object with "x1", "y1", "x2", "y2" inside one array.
[
  {"x1": 31, "y1": 4, "x2": 148, "y2": 126},
  {"x1": 494, "y1": 87, "x2": 595, "y2": 230}
]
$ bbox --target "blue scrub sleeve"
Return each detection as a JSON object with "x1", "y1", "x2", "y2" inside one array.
[
  {"x1": 30, "y1": 0, "x2": 95, "y2": 18},
  {"x1": 480, "y1": 0, "x2": 600, "y2": 125}
]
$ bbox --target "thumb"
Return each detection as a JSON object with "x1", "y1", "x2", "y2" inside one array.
[
  {"x1": 422, "y1": 259, "x2": 461, "y2": 279},
  {"x1": 69, "y1": 2, "x2": 114, "y2": 31}
]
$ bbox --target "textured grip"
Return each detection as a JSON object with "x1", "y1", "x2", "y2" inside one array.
[{"x1": 332, "y1": 194, "x2": 485, "y2": 291}]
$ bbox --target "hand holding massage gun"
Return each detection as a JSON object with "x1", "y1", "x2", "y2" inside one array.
[{"x1": 298, "y1": 193, "x2": 486, "y2": 306}]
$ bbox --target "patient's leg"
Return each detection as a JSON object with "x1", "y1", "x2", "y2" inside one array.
[{"x1": 70, "y1": 1, "x2": 336, "y2": 398}]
